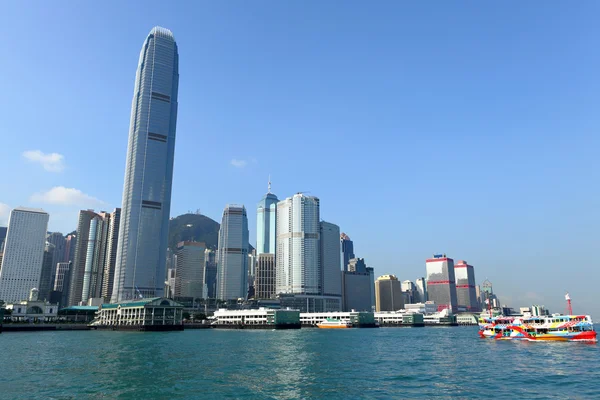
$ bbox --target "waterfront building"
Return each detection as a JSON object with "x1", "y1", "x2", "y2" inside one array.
[
  {"x1": 212, "y1": 308, "x2": 301, "y2": 329},
  {"x1": 254, "y1": 253, "x2": 275, "y2": 299},
  {"x1": 375, "y1": 275, "x2": 404, "y2": 311},
  {"x1": 374, "y1": 311, "x2": 425, "y2": 326},
  {"x1": 68, "y1": 210, "x2": 98, "y2": 305},
  {"x1": 320, "y1": 221, "x2": 342, "y2": 299},
  {"x1": 279, "y1": 294, "x2": 342, "y2": 312},
  {"x1": 0, "y1": 207, "x2": 49, "y2": 303},
  {"x1": 203, "y1": 249, "x2": 217, "y2": 299},
  {"x1": 256, "y1": 179, "x2": 278, "y2": 254},
  {"x1": 342, "y1": 268, "x2": 375, "y2": 312},
  {"x1": 174, "y1": 241, "x2": 206, "y2": 299},
  {"x1": 299, "y1": 311, "x2": 376, "y2": 327},
  {"x1": 112, "y1": 27, "x2": 179, "y2": 302},
  {"x1": 93, "y1": 297, "x2": 184, "y2": 331},
  {"x1": 405, "y1": 301, "x2": 438, "y2": 314},
  {"x1": 101, "y1": 208, "x2": 121, "y2": 302},
  {"x1": 340, "y1": 233, "x2": 355, "y2": 272},
  {"x1": 348, "y1": 257, "x2": 366, "y2": 273},
  {"x1": 38, "y1": 242, "x2": 56, "y2": 301},
  {"x1": 216, "y1": 205, "x2": 249, "y2": 300},
  {"x1": 415, "y1": 277, "x2": 427, "y2": 302},
  {"x1": 276, "y1": 193, "x2": 321, "y2": 295},
  {"x1": 454, "y1": 260, "x2": 479, "y2": 312},
  {"x1": 456, "y1": 313, "x2": 479, "y2": 325},
  {"x1": 425, "y1": 255, "x2": 458, "y2": 312},
  {"x1": 4, "y1": 288, "x2": 58, "y2": 323}
]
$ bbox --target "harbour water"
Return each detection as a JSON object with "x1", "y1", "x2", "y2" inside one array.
[{"x1": 1, "y1": 326, "x2": 599, "y2": 399}]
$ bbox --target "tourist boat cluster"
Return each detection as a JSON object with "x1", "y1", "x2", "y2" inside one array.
[{"x1": 478, "y1": 293, "x2": 597, "y2": 342}]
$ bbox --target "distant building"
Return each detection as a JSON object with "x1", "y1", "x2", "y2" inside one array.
[
  {"x1": 0, "y1": 207, "x2": 49, "y2": 302},
  {"x1": 375, "y1": 275, "x2": 404, "y2": 311},
  {"x1": 454, "y1": 260, "x2": 479, "y2": 312},
  {"x1": 248, "y1": 249, "x2": 257, "y2": 298},
  {"x1": 165, "y1": 268, "x2": 176, "y2": 299},
  {"x1": 254, "y1": 253, "x2": 275, "y2": 299},
  {"x1": 320, "y1": 221, "x2": 342, "y2": 299},
  {"x1": 256, "y1": 179, "x2": 278, "y2": 255},
  {"x1": 348, "y1": 257, "x2": 366, "y2": 273},
  {"x1": 81, "y1": 211, "x2": 111, "y2": 303},
  {"x1": 481, "y1": 279, "x2": 500, "y2": 308},
  {"x1": 340, "y1": 233, "x2": 355, "y2": 272},
  {"x1": 203, "y1": 249, "x2": 217, "y2": 299},
  {"x1": 416, "y1": 277, "x2": 427, "y2": 302},
  {"x1": 101, "y1": 208, "x2": 121, "y2": 302},
  {"x1": 342, "y1": 268, "x2": 375, "y2": 312},
  {"x1": 405, "y1": 301, "x2": 438, "y2": 314},
  {"x1": 54, "y1": 262, "x2": 71, "y2": 293},
  {"x1": 216, "y1": 205, "x2": 249, "y2": 300},
  {"x1": 5, "y1": 288, "x2": 58, "y2": 323},
  {"x1": 63, "y1": 233, "x2": 76, "y2": 264},
  {"x1": 68, "y1": 210, "x2": 98, "y2": 306},
  {"x1": 425, "y1": 255, "x2": 458, "y2": 312},
  {"x1": 401, "y1": 280, "x2": 417, "y2": 304},
  {"x1": 38, "y1": 242, "x2": 56, "y2": 301},
  {"x1": 0, "y1": 226, "x2": 7, "y2": 253},
  {"x1": 47, "y1": 232, "x2": 66, "y2": 264},
  {"x1": 174, "y1": 241, "x2": 206, "y2": 299}
]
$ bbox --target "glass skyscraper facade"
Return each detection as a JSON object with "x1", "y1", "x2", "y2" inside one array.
[
  {"x1": 216, "y1": 205, "x2": 249, "y2": 300},
  {"x1": 276, "y1": 194, "x2": 321, "y2": 295},
  {"x1": 340, "y1": 233, "x2": 355, "y2": 272},
  {"x1": 112, "y1": 27, "x2": 179, "y2": 302},
  {"x1": 256, "y1": 181, "x2": 278, "y2": 255}
]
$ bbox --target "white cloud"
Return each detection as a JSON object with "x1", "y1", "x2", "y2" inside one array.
[
  {"x1": 230, "y1": 159, "x2": 248, "y2": 168},
  {"x1": 0, "y1": 203, "x2": 9, "y2": 226},
  {"x1": 22, "y1": 150, "x2": 65, "y2": 172},
  {"x1": 30, "y1": 187, "x2": 105, "y2": 207}
]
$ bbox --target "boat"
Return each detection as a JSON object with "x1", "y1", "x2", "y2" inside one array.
[
  {"x1": 317, "y1": 318, "x2": 353, "y2": 329},
  {"x1": 478, "y1": 293, "x2": 597, "y2": 342}
]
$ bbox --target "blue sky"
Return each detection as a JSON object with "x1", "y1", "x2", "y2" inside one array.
[{"x1": 1, "y1": 2, "x2": 598, "y2": 316}]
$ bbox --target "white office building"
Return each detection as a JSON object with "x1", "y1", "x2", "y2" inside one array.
[{"x1": 0, "y1": 207, "x2": 49, "y2": 302}]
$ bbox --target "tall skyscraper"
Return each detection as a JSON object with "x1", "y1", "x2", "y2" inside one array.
[
  {"x1": 54, "y1": 262, "x2": 71, "y2": 293},
  {"x1": 415, "y1": 277, "x2": 428, "y2": 302},
  {"x1": 63, "y1": 234, "x2": 76, "y2": 264},
  {"x1": 81, "y1": 212, "x2": 111, "y2": 302},
  {"x1": 454, "y1": 260, "x2": 479, "y2": 312},
  {"x1": 0, "y1": 226, "x2": 7, "y2": 253},
  {"x1": 112, "y1": 26, "x2": 179, "y2": 302},
  {"x1": 47, "y1": 232, "x2": 66, "y2": 264},
  {"x1": 216, "y1": 205, "x2": 249, "y2": 300},
  {"x1": 348, "y1": 257, "x2": 367, "y2": 273},
  {"x1": 203, "y1": 249, "x2": 217, "y2": 299},
  {"x1": 0, "y1": 207, "x2": 49, "y2": 302},
  {"x1": 425, "y1": 255, "x2": 458, "y2": 312},
  {"x1": 38, "y1": 242, "x2": 56, "y2": 300},
  {"x1": 340, "y1": 233, "x2": 355, "y2": 272},
  {"x1": 375, "y1": 275, "x2": 404, "y2": 311},
  {"x1": 276, "y1": 194, "x2": 321, "y2": 295},
  {"x1": 401, "y1": 280, "x2": 417, "y2": 304},
  {"x1": 254, "y1": 253, "x2": 275, "y2": 299},
  {"x1": 68, "y1": 210, "x2": 97, "y2": 305},
  {"x1": 174, "y1": 241, "x2": 206, "y2": 299},
  {"x1": 101, "y1": 208, "x2": 121, "y2": 302},
  {"x1": 256, "y1": 179, "x2": 278, "y2": 255},
  {"x1": 320, "y1": 221, "x2": 342, "y2": 299}
]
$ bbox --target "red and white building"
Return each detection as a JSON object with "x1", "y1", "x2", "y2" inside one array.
[
  {"x1": 425, "y1": 255, "x2": 458, "y2": 312},
  {"x1": 454, "y1": 260, "x2": 480, "y2": 312}
]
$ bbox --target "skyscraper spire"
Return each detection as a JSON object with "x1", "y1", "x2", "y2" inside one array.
[{"x1": 268, "y1": 175, "x2": 271, "y2": 194}]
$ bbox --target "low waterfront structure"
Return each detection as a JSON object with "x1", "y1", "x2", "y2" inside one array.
[
  {"x1": 405, "y1": 301, "x2": 438, "y2": 314},
  {"x1": 5, "y1": 299, "x2": 59, "y2": 323},
  {"x1": 374, "y1": 311, "x2": 425, "y2": 327},
  {"x1": 300, "y1": 311, "x2": 377, "y2": 327},
  {"x1": 92, "y1": 297, "x2": 184, "y2": 331},
  {"x1": 211, "y1": 308, "x2": 300, "y2": 329},
  {"x1": 456, "y1": 313, "x2": 478, "y2": 325}
]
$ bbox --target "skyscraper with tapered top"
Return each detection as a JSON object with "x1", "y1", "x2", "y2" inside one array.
[
  {"x1": 112, "y1": 27, "x2": 179, "y2": 302},
  {"x1": 257, "y1": 177, "x2": 278, "y2": 255},
  {"x1": 216, "y1": 205, "x2": 249, "y2": 300}
]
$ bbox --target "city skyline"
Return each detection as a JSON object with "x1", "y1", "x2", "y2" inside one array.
[{"x1": 0, "y1": 4, "x2": 598, "y2": 316}]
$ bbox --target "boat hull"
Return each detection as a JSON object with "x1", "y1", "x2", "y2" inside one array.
[{"x1": 479, "y1": 328, "x2": 597, "y2": 342}]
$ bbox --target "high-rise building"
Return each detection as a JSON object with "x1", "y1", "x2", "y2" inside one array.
[
  {"x1": 256, "y1": 179, "x2": 278, "y2": 255},
  {"x1": 415, "y1": 277, "x2": 428, "y2": 303},
  {"x1": 320, "y1": 221, "x2": 342, "y2": 299},
  {"x1": 216, "y1": 205, "x2": 249, "y2": 300},
  {"x1": 348, "y1": 257, "x2": 367, "y2": 273},
  {"x1": 0, "y1": 207, "x2": 49, "y2": 302},
  {"x1": 68, "y1": 210, "x2": 97, "y2": 305},
  {"x1": 47, "y1": 232, "x2": 66, "y2": 264},
  {"x1": 481, "y1": 279, "x2": 500, "y2": 308},
  {"x1": 38, "y1": 242, "x2": 56, "y2": 301},
  {"x1": 203, "y1": 249, "x2": 217, "y2": 299},
  {"x1": 63, "y1": 234, "x2": 76, "y2": 264},
  {"x1": 112, "y1": 27, "x2": 179, "y2": 302},
  {"x1": 342, "y1": 268, "x2": 375, "y2": 312},
  {"x1": 340, "y1": 233, "x2": 355, "y2": 272},
  {"x1": 248, "y1": 249, "x2": 257, "y2": 298},
  {"x1": 375, "y1": 275, "x2": 404, "y2": 311},
  {"x1": 276, "y1": 194, "x2": 321, "y2": 295},
  {"x1": 0, "y1": 226, "x2": 7, "y2": 253},
  {"x1": 454, "y1": 260, "x2": 479, "y2": 312},
  {"x1": 174, "y1": 241, "x2": 206, "y2": 299},
  {"x1": 401, "y1": 280, "x2": 417, "y2": 304},
  {"x1": 101, "y1": 208, "x2": 121, "y2": 302},
  {"x1": 53, "y1": 262, "x2": 71, "y2": 293},
  {"x1": 425, "y1": 255, "x2": 458, "y2": 312},
  {"x1": 254, "y1": 253, "x2": 275, "y2": 299},
  {"x1": 81, "y1": 212, "x2": 110, "y2": 302}
]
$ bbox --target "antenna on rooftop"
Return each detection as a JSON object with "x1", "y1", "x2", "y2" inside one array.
[{"x1": 268, "y1": 175, "x2": 271, "y2": 194}]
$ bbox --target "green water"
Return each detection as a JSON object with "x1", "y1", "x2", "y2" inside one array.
[{"x1": 1, "y1": 327, "x2": 599, "y2": 399}]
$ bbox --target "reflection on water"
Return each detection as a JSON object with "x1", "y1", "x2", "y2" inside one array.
[{"x1": 0, "y1": 327, "x2": 599, "y2": 399}]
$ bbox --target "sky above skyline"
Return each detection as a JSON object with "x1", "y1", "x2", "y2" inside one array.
[{"x1": 1, "y1": 2, "x2": 598, "y2": 316}]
